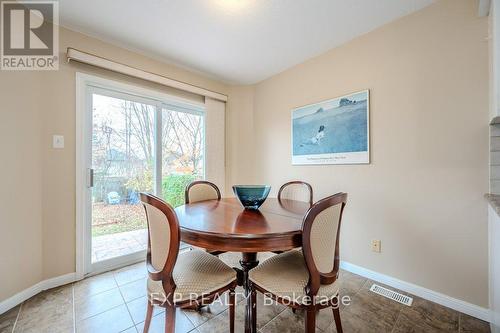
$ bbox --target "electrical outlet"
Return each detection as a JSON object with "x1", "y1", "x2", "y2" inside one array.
[
  {"x1": 52, "y1": 135, "x2": 64, "y2": 149},
  {"x1": 371, "y1": 240, "x2": 381, "y2": 253}
]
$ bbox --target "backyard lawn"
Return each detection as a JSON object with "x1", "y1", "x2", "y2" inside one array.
[
  {"x1": 92, "y1": 203, "x2": 146, "y2": 237},
  {"x1": 92, "y1": 174, "x2": 197, "y2": 237}
]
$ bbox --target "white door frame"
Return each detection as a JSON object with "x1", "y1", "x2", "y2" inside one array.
[{"x1": 75, "y1": 72, "x2": 205, "y2": 278}]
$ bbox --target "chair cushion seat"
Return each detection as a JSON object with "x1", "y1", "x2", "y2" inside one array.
[
  {"x1": 148, "y1": 249, "x2": 236, "y2": 303},
  {"x1": 249, "y1": 250, "x2": 339, "y2": 304}
]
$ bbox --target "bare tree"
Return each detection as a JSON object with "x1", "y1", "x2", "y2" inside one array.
[
  {"x1": 123, "y1": 101, "x2": 155, "y2": 163},
  {"x1": 93, "y1": 99, "x2": 203, "y2": 195},
  {"x1": 162, "y1": 109, "x2": 203, "y2": 176}
]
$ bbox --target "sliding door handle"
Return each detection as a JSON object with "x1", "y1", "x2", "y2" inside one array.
[{"x1": 87, "y1": 168, "x2": 94, "y2": 188}]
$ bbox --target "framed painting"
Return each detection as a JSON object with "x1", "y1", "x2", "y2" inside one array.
[{"x1": 291, "y1": 90, "x2": 369, "y2": 165}]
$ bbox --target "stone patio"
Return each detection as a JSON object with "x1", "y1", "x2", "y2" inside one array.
[
  {"x1": 92, "y1": 229, "x2": 190, "y2": 263},
  {"x1": 92, "y1": 229, "x2": 148, "y2": 263}
]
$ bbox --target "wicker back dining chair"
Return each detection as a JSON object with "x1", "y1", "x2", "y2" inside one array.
[
  {"x1": 249, "y1": 192, "x2": 347, "y2": 333},
  {"x1": 278, "y1": 181, "x2": 313, "y2": 206},
  {"x1": 140, "y1": 193, "x2": 237, "y2": 333}
]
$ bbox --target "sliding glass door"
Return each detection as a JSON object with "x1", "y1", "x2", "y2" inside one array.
[{"x1": 85, "y1": 84, "x2": 204, "y2": 274}]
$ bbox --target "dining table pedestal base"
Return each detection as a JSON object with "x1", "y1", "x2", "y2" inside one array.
[{"x1": 240, "y1": 252, "x2": 259, "y2": 333}]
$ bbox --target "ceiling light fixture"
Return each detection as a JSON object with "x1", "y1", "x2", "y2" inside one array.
[{"x1": 214, "y1": 0, "x2": 252, "y2": 12}]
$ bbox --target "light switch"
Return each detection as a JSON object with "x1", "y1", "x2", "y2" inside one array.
[
  {"x1": 53, "y1": 135, "x2": 64, "y2": 149},
  {"x1": 371, "y1": 240, "x2": 381, "y2": 253}
]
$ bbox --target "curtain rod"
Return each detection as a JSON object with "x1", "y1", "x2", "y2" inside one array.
[{"x1": 66, "y1": 48, "x2": 228, "y2": 102}]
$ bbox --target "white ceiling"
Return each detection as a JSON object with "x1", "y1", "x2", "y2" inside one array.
[{"x1": 59, "y1": 0, "x2": 435, "y2": 84}]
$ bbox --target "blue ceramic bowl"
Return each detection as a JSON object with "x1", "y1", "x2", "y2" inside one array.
[{"x1": 232, "y1": 185, "x2": 271, "y2": 210}]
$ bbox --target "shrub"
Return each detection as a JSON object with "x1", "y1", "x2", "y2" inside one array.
[
  {"x1": 126, "y1": 167, "x2": 154, "y2": 194},
  {"x1": 162, "y1": 174, "x2": 197, "y2": 207}
]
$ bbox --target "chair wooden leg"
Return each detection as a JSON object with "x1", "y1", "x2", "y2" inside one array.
[
  {"x1": 251, "y1": 288, "x2": 257, "y2": 332},
  {"x1": 332, "y1": 304, "x2": 342, "y2": 333},
  {"x1": 305, "y1": 308, "x2": 316, "y2": 333},
  {"x1": 229, "y1": 289, "x2": 235, "y2": 333},
  {"x1": 165, "y1": 305, "x2": 176, "y2": 333},
  {"x1": 143, "y1": 301, "x2": 154, "y2": 333}
]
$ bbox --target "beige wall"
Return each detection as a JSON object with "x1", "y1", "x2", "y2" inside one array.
[
  {"x1": 0, "y1": 71, "x2": 44, "y2": 301},
  {"x1": 246, "y1": 0, "x2": 489, "y2": 306}
]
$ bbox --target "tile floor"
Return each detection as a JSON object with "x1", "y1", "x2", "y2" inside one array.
[{"x1": 0, "y1": 252, "x2": 491, "y2": 333}]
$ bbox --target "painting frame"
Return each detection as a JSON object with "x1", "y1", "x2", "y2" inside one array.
[{"x1": 291, "y1": 89, "x2": 370, "y2": 165}]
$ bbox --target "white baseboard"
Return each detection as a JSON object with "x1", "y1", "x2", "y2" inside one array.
[
  {"x1": 340, "y1": 261, "x2": 491, "y2": 323},
  {"x1": 0, "y1": 272, "x2": 77, "y2": 315}
]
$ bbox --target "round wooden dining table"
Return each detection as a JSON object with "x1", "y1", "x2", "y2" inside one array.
[{"x1": 174, "y1": 197, "x2": 311, "y2": 333}]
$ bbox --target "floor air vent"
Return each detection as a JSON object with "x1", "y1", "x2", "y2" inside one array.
[{"x1": 369, "y1": 284, "x2": 413, "y2": 306}]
